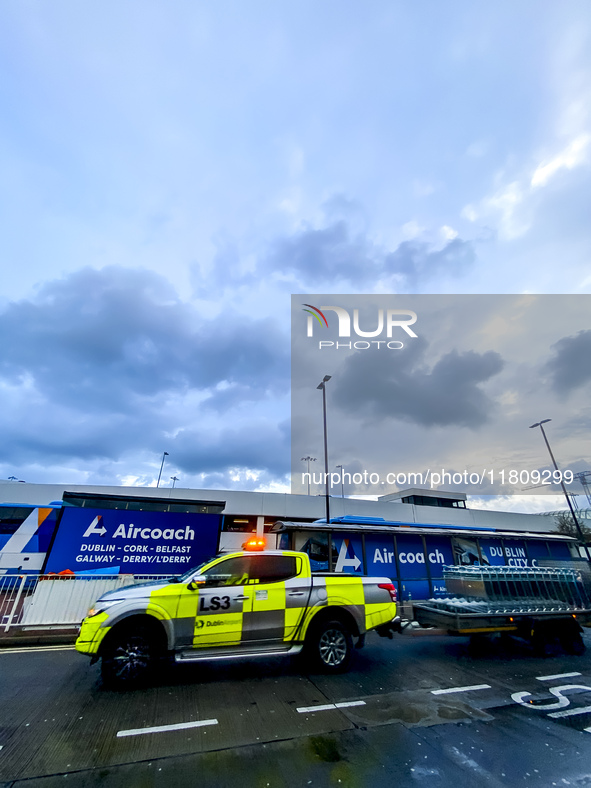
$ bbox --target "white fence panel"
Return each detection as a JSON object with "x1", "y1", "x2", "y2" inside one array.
[
  {"x1": 0, "y1": 574, "x2": 169, "y2": 629},
  {"x1": 20, "y1": 576, "x2": 137, "y2": 626}
]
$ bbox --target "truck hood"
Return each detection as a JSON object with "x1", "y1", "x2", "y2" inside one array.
[{"x1": 98, "y1": 578, "x2": 176, "y2": 602}]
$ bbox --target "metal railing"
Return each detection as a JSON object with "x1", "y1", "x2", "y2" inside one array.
[
  {"x1": 429, "y1": 564, "x2": 591, "y2": 615},
  {"x1": 0, "y1": 574, "x2": 170, "y2": 631}
]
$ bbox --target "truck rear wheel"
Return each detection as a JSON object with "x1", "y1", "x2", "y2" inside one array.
[
  {"x1": 101, "y1": 628, "x2": 156, "y2": 688},
  {"x1": 307, "y1": 619, "x2": 353, "y2": 673}
]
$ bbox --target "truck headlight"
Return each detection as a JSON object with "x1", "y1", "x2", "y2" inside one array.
[{"x1": 87, "y1": 600, "x2": 123, "y2": 618}]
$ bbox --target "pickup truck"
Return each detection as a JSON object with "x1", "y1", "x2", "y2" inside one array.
[{"x1": 76, "y1": 548, "x2": 400, "y2": 686}]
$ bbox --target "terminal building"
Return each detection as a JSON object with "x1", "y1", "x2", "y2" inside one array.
[{"x1": 0, "y1": 480, "x2": 566, "y2": 553}]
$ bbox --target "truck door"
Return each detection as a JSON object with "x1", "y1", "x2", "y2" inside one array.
[
  {"x1": 190, "y1": 555, "x2": 255, "y2": 648},
  {"x1": 240, "y1": 554, "x2": 308, "y2": 645}
]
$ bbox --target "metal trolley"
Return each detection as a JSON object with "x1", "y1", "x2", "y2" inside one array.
[{"x1": 412, "y1": 564, "x2": 591, "y2": 654}]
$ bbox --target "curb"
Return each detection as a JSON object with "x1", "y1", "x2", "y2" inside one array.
[{"x1": 0, "y1": 632, "x2": 78, "y2": 648}]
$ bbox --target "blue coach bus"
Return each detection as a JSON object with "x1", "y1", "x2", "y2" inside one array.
[{"x1": 272, "y1": 516, "x2": 584, "y2": 602}]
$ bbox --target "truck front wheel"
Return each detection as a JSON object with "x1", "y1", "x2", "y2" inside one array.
[
  {"x1": 307, "y1": 619, "x2": 353, "y2": 673},
  {"x1": 101, "y1": 628, "x2": 156, "y2": 687}
]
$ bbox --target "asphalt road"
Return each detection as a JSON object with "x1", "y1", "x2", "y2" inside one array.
[{"x1": 1, "y1": 630, "x2": 591, "y2": 787}]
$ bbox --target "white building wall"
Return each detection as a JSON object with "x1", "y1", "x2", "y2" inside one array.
[{"x1": 0, "y1": 481, "x2": 561, "y2": 534}]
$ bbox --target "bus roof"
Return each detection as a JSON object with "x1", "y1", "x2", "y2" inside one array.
[{"x1": 271, "y1": 519, "x2": 575, "y2": 542}]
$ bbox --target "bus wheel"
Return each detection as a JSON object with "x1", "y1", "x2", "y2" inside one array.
[{"x1": 101, "y1": 628, "x2": 155, "y2": 687}]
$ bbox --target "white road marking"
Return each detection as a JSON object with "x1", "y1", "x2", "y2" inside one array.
[
  {"x1": 536, "y1": 672, "x2": 582, "y2": 681},
  {"x1": 513, "y1": 685, "x2": 591, "y2": 711},
  {"x1": 297, "y1": 703, "x2": 334, "y2": 713},
  {"x1": 585, "y1": 727, "x2": 591, "y2": 733},
  {"x1": 296, "y1": 701, "x2": 366, "y2": 714},
  {"x1": 431, "y1": 684, "x2": 491, "y2": 695},
  {"x1": 117, "y1": 719, "x2": 218, "y2": 737},
  {"x1": 0, "y1": 646, "x2": 76, "y2": 655},
  {"x1": 548, "y1": 706, "x2": 591, "y2": 719}
]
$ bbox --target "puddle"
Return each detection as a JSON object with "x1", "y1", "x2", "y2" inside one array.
[{"x1": 341, "y1": 690, "x2": 493, "y2": 728}]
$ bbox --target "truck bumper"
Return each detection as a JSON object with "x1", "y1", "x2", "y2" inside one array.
[
  {"x1": 75, "y1": 615, "x2": 110, "y2": 657},
  {"x1": 375, "y1": 615, "x2": 402, "y2": 638}
]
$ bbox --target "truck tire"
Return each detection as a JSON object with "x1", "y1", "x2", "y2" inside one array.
[
  {"x1": 101, "y1": 628, "x2": 157, "y2": 688},
  {"x1": 307, "y1": 619, "x2": 353, "y2": 673}
]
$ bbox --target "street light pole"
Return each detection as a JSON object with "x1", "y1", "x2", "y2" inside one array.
[
  {"x1": 336, "y1": 464, "x2": 344, "y2": 498},
  {"x1": 317, "y1": 376, "x2": 332, "y2": 523},
  {"x1": 530, "y1": 420, "x2": 591, "y2": 562},
  {"x1": 171, "y1": 476, "x2": 179, "y2": 489},
  {"x1": 156, "y1": 451, "x2": 169, "y2": 488},
  {"x1": 300, "y1": 456, "x2": 317, "y2": 495}
]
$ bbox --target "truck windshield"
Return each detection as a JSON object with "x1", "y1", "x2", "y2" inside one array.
[{"x1": 173, "y1": 560, "x2": 212, "y2": 583}]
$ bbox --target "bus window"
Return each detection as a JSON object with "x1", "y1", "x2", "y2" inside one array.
[{"x1": 451, "y1": 537, "x2": 482, "y2": 566}]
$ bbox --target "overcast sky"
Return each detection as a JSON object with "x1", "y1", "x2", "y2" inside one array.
[{"x1": 0, "y1": 2, "x2": 590, "y2": 510}]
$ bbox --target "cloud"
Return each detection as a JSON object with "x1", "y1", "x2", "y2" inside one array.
[
  {"x1": 191, "y1": 234, "x2": 258, "y2": 296},
  {"x1": 173, "y1": 419, "x2": 291, "y2": 477},
  {"x1": 462, "y1": 134, "x2": 591, "y2": 240},
  {"x1": 332, "y1": 339, "x2": 504, "y2": 428},
  {"x1": 269, "y1": 220, "x2": 377, "y2": 287},
  {"x1": 382, "y1": 238, "x2": 476, "y2": 290},
  {"x1": 267, "y1": 217, "x2": 477, "y2": 290},
  {"x1": 0, "y1": 266, "x2": 288, "y2": 414},
  {"x1": 191, "y1": 195, "x2": 477, "y2": 296},
  {"x1": 0, "y1": 266, "x2": 290, "y2": 482},
  {"x1": 401, "y1": 220, "x2": 426, "y2": 240},
  {"x1": 462, "y1": 181, "x2": 528, "y2": 240},
  {"x1": 544, "y1": 329, "x2": 591, "y2": 396},
  {"x1": 531, "y1": 134, "x2": 591, "y2": 188},
  {"x1": 0, "y1": 398, "x2": 291, "y2": 488},
  {"x1": 440, "y1": 225, "x2": 459, "y2": 241}
]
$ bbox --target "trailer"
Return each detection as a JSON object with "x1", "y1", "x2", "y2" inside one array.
[{"x1": 412, "y1": 563, "x2": 591, "y2": 655}]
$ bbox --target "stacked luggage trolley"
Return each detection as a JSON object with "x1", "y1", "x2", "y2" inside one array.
[{"x1": 413, "y1": 563, "x2": 591, "y2": 654}]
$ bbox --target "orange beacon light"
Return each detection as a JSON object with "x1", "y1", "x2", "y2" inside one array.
[{"x1": 242, "y1": 537, "x2": 266, "y2": 551}]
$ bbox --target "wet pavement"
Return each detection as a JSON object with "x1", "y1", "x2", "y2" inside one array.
[{"x1": 1, "y1": 630, "x2": 591, "y2": 786}]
